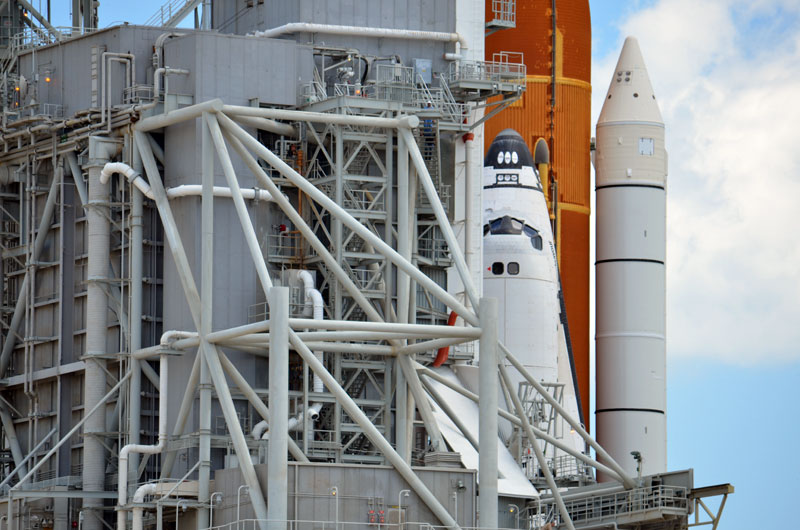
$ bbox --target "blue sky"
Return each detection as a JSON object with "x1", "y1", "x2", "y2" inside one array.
[
  {"x1": 590, "y1": 0, "x2": 800, "y2": 527},
  {"x1": 37, "y1": 0, "x2": 799, "y2": 526}
]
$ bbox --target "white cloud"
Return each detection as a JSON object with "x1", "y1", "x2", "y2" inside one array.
[{"x1": 592, "y1": 0, "x2": 800, "y2": 364}]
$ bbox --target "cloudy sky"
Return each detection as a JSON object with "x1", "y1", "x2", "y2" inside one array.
[{"x1": 591, "y1": 0, "x2": 799, "y2": 526}]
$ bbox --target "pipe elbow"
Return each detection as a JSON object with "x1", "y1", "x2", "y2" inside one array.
[
  {"x1": 252, "y1": 419, "x2": 269, "y2": 440},
  {"x1": 132, "y1": 483, "x2": 158, "y2": 503}
]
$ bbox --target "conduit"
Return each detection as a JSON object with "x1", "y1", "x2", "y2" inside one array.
[
  {"x1": 252, "y1": 271, "x2": 325, "y2": 439},
  {"x1": 131, "y1": 483, "x2": 158, "y2": 530},
  {"x1": 251, "y1": 23, "x2": 466, "y2": 57},
  {"x1": 100, "y1": 162, "x2": 278, "y2": 202},
  {"x1": 118, "y1": 353, "x2": 168, "y2": 530}
]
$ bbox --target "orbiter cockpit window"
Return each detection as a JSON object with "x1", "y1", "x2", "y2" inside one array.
[
  {"x1": 508, "y1": 262, "x2": 520, "y2": 275},
  {"x1": 486, "y1": 216, "x2": 524, "y2": 235},
  {"x1": 483, "y1": 216, "x2": 543, "y2": 250},
  {"x1": 491, "y1": 262, "x2": 504, "y2": 275},
  {"x1": 523, "y1": 225, "x2": 543, "y2": 250}
]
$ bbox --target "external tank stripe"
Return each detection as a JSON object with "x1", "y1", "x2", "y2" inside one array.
[
  {"x1": 596, "y1": 408, "x2": 665, "y2": 415},
  {"x1": 596, "y1": 184, "x2": 665, "y2": 191},
  {"x1": 595, "y1": 258, "x2": 664, "y2": 265}
]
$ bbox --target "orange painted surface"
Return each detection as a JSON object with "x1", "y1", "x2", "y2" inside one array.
[{"x1": 485, "y1": 0, "x2": 592, "y2": 430}]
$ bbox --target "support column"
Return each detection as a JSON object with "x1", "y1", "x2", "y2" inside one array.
[
  {"x1": 478, "y1": 298, "x2": 498, "y2": 529},
  {"x1": 82, "y1": 136, "x2": 113, "y2": 530},
  {"x1": 127, "y1": 143, "x2": 144, "y2": 492},
  {"x1": 197, "y1": 114, "x2": 214, "y2": 529},
  {"x1": 395, "y1": 130, "x2": 410, "y2": 463},
  {"x1": 267, "y1": 287, "x2": 289, "y2": 530}
]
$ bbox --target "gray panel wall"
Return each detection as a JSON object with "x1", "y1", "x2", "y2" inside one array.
[
  {"x1": 159, "y1": 31, "x2": 311, "y2": 476},
  {"x1": 16, "y1": 26, "x2": 170, "y2": 116},
  {"x1": 214, "y1": 463, "x2": 477, "y2": 528},
  {"x1": 212, "y1": 0, "x2": 456, "y2": 74}
]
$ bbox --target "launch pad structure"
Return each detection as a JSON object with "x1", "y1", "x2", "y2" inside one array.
[{"x1": 0, "y1": 1, "x2": 731, "y2": 530}]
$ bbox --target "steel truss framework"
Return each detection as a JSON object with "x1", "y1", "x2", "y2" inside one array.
[{"x1": 0, "y1": 98, "x2": 640, "y2": 530}]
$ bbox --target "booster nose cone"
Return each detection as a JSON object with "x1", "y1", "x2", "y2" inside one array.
[{"x1": 598, "y1": 37, "x2": 663, "y2": 125}]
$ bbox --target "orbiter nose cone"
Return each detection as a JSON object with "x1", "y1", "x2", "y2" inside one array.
[{"x1": 598, "y1": 37, "x2": 663, "y2": 125}]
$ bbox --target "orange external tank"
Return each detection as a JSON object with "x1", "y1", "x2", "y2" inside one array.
[{"x1": 485, "y1": 0, "x2": 592, "y2": 430}]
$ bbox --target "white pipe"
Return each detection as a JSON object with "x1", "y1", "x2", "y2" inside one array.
[
  {"x1": 166, "y1": 185, "x2": 276, "y2": 202},
  {"x1": 131, "y1": 483, "x2": 158, "y2": 530},
  {"x1": 100, "y1": 163, "x2": 279, "y2": 203},
  {"x1": 100, "y1": 162, "x2": 154, "y2": 199},
  {"x1": 252, "y1": 420, "x2": 269, "y2": 440},
  {"x1": 133, "y1": 67, "x2": 190, "y2": 113},
  {"x1": 255, "y1": 270, "x2": 325, "y2": 440},
  {"x1": 118, "y1": 354, "x2": 168, "y2": 530},
  {"x1": 251, "y1": 22, "x2": 466, "y2": 49}
]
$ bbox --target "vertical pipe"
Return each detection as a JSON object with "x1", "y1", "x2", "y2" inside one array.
[
  {"x1": 82, "y1": 137, "x2": 111, "y2": 530},
  {"x1": 267, "y1": 287, "x2": 289, "y2": 530},
  {"x1": 127, "y1": 143, "x2": 144, "y2": 497},
  {"x1": 395, "y1": 130, "x2": 410, "y2": 462},
  {"x1": 462, "y1": 131, "x2": 478, "y2": 303},
  {"x1": 197, "y1": 113, "x2": 214, "y2": 529},
  {"x1": 478, "y1": 297, "x2": 498, "y2": 529}
]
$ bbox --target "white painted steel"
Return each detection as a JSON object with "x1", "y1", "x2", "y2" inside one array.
[
  {"x1": 478, "y1": 298, "x2": 499, "y2": 529},
  {"x1": 267, "y1": 287, "x2": 290, "y2": 530},
  {"x1": 482, "y1": 132, "x2": 560, "y2": 384},
  {"x1": 83, "y1": 138, "x2": 114, "y2": 530},
  {"x1": 595, "y1": 36, "x2": 668, "y2": 479},
  {"x1": 117, "y1": 355, "x2": 168, "y2": 530}
]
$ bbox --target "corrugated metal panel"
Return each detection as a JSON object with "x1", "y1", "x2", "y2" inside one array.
[{"x1": 485, "y1": 0, "x2": 590, "y2": 82}]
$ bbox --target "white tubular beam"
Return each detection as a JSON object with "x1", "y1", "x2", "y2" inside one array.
[
  {"x1": 219, "y1": 124, "x2": 398, "y2": 335},
  {"x1": 398, "y1": 355, "x2": 446, "y2": 451},
  {"x1": 501, "y1": 344, "x2": 637, "y2": 489},
  {"x1": 218, "y1": 113, "x2": 477, "y2": 326},
  {"x1": 401, "y1": 128, "x2": 480, "y2": 312},
  {"x1": 267, "y1": 287, "x2": 290, "y2": 530},
  {"x1": 395, "y1": 337, "x2": 474, "y2": 356},
  {"x1": 165, "y1": 185, "x2": 276, "y2": 201},
  {"x1": 250, "y1": 22, "x2": 465, "y2": 47},
  {"x1": 198, "y1": 111, "x2": 214, "y2": 529},
  {"x1": 498, "y1": 363, "x2": 574, "y2": 530},
  {"x1": 135, "y1": 130, "x2": 270, "y2": 520},
  {"x1": 230, "y1": 114, "x2": 297, "y2": 138},
  {"x1": 222, "y1": 105, "x2": 419, "y2": 129},
  {"x1": 204, "y1": 113, "x2": 274, "y2": 296},
  {"x1": 290, "y1": 332, "x2": 461, "y2": 530},
  {"x1": 202, "y1": 343, "x2": 270, "y2": 530},
  {"x1": 478, "y1": 298, "x2": 498, "y2": 529},
  {"x1": 217, "y1": 351, "x2": 308, "y2": 462},
  {"x1": 397, "y1": 130, "x2": 410, "y2": 325},
  {"x1": 287, "y1": 319, "x2": 479, "y2": 336},
  {"x1": 134, "y1": 99, "x2": 223, "y2": 133}
]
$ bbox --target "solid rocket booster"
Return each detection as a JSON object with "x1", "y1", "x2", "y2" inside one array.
[{"x1": 594, "y1": 37, "x2": 668, "y2": 479}]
